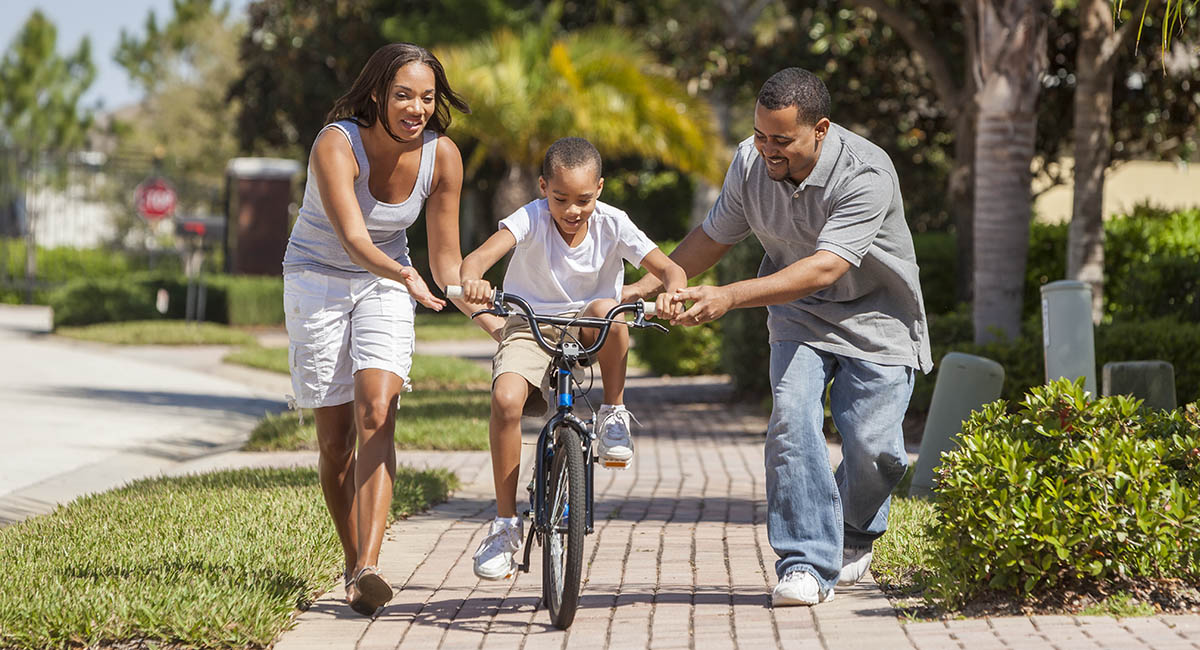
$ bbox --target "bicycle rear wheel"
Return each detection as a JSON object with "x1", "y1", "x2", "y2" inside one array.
[{"x1": 542, "y1": 428, "x2": 586, "y2": 629}]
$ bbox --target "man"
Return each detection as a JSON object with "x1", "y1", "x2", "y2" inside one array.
[{"x1": 625, "y1": 67, "x2": 931, "y2": 606}]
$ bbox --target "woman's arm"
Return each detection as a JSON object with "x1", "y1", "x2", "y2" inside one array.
[
  {"x1": 425, "y1": 135, "x2": 504, "y2": 337},
  {"x1": 312, "y1": 130, "x2": 445, "y2": 309}
]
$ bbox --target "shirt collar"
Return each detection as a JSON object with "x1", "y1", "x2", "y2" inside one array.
[{"x1": 797, "y1": 124, "x2": 841, "y2": 191}]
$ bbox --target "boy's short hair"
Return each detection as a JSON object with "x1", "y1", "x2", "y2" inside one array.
[
  {"x1": 757, "y1": 68, "x2": 830, "y2": 126},
  {"x1": 542, "y1": 137, "x2": 602, "y2": 180}
]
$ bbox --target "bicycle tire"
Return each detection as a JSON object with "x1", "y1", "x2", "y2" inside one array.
[{"x1": 542, "y1": 428, "x2": 586, "y2": 629}]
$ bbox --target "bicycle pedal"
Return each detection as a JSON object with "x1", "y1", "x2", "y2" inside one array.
[{"x1": 601, "y1": 458, "x2": 631, "y2": 469}]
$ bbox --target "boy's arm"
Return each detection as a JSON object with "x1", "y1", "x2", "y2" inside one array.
[
  {"x1": 622, "y1": 225, "x2": 733, "y2": 302},
  {"x1": 639, "y1": 249, "x2": 688, "y2": 320},
  {"x1": 459, "y1": 228, "x2": 518, "y2": 307}
]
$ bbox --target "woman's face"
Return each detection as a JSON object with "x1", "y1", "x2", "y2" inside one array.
[{"x1": 384, "y1": 61, "x2": 436, "y2": 141}]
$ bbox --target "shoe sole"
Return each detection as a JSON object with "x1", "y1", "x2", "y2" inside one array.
[
  {"x1": 473, "y1": 563, "x2": 517, "y2": 581},
  {"x1": 772, "y1": 591, "x2": 834, "y2": 607},
  {"x1": 350, "y1": 572, "x2": 393, "y2": 616}
]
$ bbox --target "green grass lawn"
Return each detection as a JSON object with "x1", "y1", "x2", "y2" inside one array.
[
  {"x1": 870, "y1": 496, "x2": 937, "y2": 596},
  {"x1": 247, "y1": 389, "x2": 491, "y2": 451},
  {"x1": 414, "y1": 311, "x2": 494, "y2": 341},
  {"x1": 229, "y1": 348, "x2": 493, "y2": 451},
  {"x1": 56, "y1": 320, "x2": 257, "y2": 345},
  {"x1": 0, "y1": 466, "x2": 457, "y2": 649}
]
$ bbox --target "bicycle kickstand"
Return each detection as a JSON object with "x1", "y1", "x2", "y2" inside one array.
[{"x1": 517, "y1": 522, "x2": 536, "y2": 573}]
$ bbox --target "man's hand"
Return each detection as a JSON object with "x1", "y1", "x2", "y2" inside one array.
[
  {"x1": 670, "y1": 285, "x2": 734, "y2": 326},
  {"x1": 400, "y1": 267, "x2": 446, "y2": 310},
  {"x1": 461, "y1": 278, "x2": 494, "y2": 306}
]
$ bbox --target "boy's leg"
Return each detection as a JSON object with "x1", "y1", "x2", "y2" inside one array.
[
  {"x1": 579, "y1": 299, "x2": 636, "y2": 464},
  {"x1": 579, "y1": 298, "x2": 627, "y2": 404},
  {"x1": 489, "y1": 372, "x2": 531, "y2": 517}
]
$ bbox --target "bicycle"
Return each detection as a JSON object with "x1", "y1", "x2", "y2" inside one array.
[{"x1": 445, "y1": 285, "x2": 668, "y2": 629}]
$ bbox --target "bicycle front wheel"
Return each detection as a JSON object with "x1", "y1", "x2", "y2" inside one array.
[{"x1": 542, "y1": 429, "x2": 586, "y2": 629}]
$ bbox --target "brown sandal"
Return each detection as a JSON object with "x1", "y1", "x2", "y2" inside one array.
[{"x1": 349, "y1": 566, "x2": 392, "y2": 616}]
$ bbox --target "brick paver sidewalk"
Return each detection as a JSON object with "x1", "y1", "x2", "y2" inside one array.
[{"x1": 274, "y1": 376, "x2": 1200, "y2": 650}]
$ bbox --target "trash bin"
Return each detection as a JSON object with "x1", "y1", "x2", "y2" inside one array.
[{"x1": 225, "y1": 157, "x2": 301, "y2": 275}]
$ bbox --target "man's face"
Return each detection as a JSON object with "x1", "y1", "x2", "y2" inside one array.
[
  {"x1": 753, "y1": 102, "x2": 830, "y2": 184},
  {"x1": 539, "y1": 164, "x2": 604, "y2": 241}
]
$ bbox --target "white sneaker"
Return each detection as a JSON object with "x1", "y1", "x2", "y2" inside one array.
[
  {"x1": 473, "y1": 517, "x2": 522, "y2": 580},
  {"x1": 838, "y1": 546, "x2": 873, "y2": 585},
  {"x1": 772, "y1": 569, "x2": 834, "y2": 607},
  {"x1": 596, "y1": 404, "x2": 636, "y2": 463}
]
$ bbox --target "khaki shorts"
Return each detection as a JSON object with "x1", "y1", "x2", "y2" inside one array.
[{"x1": 492, "y1": 314, "x2": 592, "y2": 417}]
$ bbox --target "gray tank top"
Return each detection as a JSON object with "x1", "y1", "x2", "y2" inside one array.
[{"x1": 283, "y1": 120, "x2": 439, "y2": 277}]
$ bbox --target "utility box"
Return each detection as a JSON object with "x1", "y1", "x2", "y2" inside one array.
[
  {"x1": 910, "y1": 352, "x2": 1005, "y2": 497},
  {"x1": 225, "y1": 157, "x2": 301, "y2": 275},
  {"x1": 1041, "y1": 280, "x2": 1096, "y2": 395},
  {"x1": 1103, "y1": 360, "x2": 1177, "y2": 411}
]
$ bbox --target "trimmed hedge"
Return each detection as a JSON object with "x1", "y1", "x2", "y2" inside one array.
[
  {"x1": 930, "y1": 379, "x2": 1200, "y2": 607},
  {"x1": 48, "y1": 272, "x2": 283, "y2": 328}
]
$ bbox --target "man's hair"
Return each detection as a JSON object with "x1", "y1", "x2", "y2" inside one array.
[
  {"x1": 542, "y1": 137, "x2": 602, "y2": 180},
  {"x1": 757, "y1": 68, "x2": 831, "y2": 126}
]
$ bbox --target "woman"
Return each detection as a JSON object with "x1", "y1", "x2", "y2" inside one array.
[{"x1": 282, "y1": 43, "x2": 501, "y2": 616}]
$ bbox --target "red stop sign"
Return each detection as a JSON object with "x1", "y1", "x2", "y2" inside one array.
[{"x1": 135, "y1": 177, "x2": 177, "y2": 222}]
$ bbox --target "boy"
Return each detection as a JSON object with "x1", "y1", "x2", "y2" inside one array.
[{"x1": 459, "y1": 137, "x2": 687, "y2": 580}]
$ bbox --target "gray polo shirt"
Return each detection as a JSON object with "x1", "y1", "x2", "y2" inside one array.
[{"x1": 702, "y1": 124, "x2": 932, "y2": 372}]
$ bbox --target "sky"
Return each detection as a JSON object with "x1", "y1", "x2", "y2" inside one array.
[{"x1": 2, "y1": 0, "x2": 253, "y2": 113}]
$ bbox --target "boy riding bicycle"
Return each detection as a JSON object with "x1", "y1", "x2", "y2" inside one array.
[{"x1": 458, "y1": 137, "x2": 687, "y2": 580}]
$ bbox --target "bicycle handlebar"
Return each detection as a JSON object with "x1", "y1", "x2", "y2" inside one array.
[{"x1": 445, "y1": 285, "x2": 666, "y2": 359}]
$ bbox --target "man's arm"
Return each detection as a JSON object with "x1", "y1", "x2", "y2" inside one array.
[
  {"x1": 670, "y1": 250, "x2": 851, "y2": 326},
  {"x1": 622, "y1": 225, "x2": 733, "y2": 302}
]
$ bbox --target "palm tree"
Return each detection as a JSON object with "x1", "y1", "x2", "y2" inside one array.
[
  {"x1": 970, "y1": 0, "x2": 1049, "y2": 344},
  {"x1": 436, "y1": 19, "x2": 725, "y2": 222}
]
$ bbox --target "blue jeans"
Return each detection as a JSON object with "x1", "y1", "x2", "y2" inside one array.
[{"x1": 765, "y1": 341, "x2": 914, "y2": 592}]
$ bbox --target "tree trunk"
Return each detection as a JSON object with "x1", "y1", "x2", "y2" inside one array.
[
  {"x1": 492, "y1": 163, "x2": 538, "y2": 224},
  {"x1": 950, "y1": 95, "x2": 978, "y2": 305},
  {"x1": 971, "y1": 0, "x2": 1049, "y2": 344},
  {"x1": 1068, "y1": 0, "x2": 1114, "y2": 323}
]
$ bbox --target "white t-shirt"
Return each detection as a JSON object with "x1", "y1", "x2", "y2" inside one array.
[{"x1": 499, "y1": 198, "x2": 658, "y2": 315}]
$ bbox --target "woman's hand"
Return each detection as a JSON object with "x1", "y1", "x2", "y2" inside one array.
[{"x1": 400, "y1": 267, "x2": 446, "y2": 310}]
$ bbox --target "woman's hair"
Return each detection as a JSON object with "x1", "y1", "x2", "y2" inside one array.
[{"x1": 324, "y1": 43, "x2": 469, "y2": 140}]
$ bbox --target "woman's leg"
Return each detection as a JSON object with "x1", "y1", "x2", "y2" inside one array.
[
  {"x1": 350, "y1": 368, "x2": 405, "y2": 573},
  {"x1": 314, "y1": 403, "x2": 358, "y2": 576}
]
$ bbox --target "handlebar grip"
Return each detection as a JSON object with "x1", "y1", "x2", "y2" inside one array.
[
  {"x1": 641, "y1": 299, "x2": 657, "y2": 317},
  {"x1": 445, "y1": 285, "x2": 463, "y2": 298}
]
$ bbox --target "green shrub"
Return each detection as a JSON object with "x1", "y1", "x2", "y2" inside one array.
[
  {"x1": 1, "y1": 240, "x2": 182, "y2": 304},
  {"x1": 48, "y1": 277, "x2": 160, "y2": 327},
  {"x1": 912, "y1": 231, "x2": 959, "y2": 314},
  {"x1": 625, "y1": 240, "x2": 722, "y2": 376},
  {"x1": 211, "y1": 274, "x2": 284, "y2": 326},
  {"x1": 914, "y1": 315, "x2": 1200, "y2": 414},
  {"x1": 929, "y1": 379, "x2": 1200, "y2": 607},
  {"x1": 716, "y1": 237, "x2": 770, "y2": 396}
]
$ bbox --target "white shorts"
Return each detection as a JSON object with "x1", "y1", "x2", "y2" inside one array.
[{"x1": 283, "y1": 269, "x2": 416, "y2": 408}]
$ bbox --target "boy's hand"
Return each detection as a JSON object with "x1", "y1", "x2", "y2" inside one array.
[
  {"x1": 670, "y1": 285, "x2": 733, "y2": 326},
  {"x1": 400, "y1": 267, "x2": 446, "y2": 311},
  {"x1": 654, "y1": 290, "x2": 683, "y2": 321},
  {"x1": 461, "y1": 278, "x2": 494, "y2": 306}
]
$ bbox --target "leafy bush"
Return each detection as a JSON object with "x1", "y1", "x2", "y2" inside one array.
[
  {"x1": 48, "y1": 277, "x2": 160, "y2": 327},
  {"x1": 625, "y1": 240, "x2": 722, "y2": 376},
  {"x1": 716, "y1": 237, "x2": 770, "y2": 395},
  {"x1": 912, "y1": 231, "x2": 958, "y2": 314},
  {"x1": 1, "y1": 240, "x2": 182, "y2": 304},
  {"x1": 929, "y1": 379, "x2": 1200, "y2": 607},
  {"x1": 211, "y1": 274, "x2": 284, "y2": 326}
]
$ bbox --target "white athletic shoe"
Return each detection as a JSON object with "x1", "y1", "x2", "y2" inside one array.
[
  {"x1": 838, "y1": 546, "x2": 874, "y2": 585},
  {"x1": 772, "y1": 569, "x2": 834, "y2": 607},
  {"x1": 473, "y1": 517, "x2": 522, "y2": 580},
  {"x1": 596, "y1": 404, "x2": 636, "y2": 463}
]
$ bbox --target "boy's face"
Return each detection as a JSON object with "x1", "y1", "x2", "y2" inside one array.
[{"x1": 539, "y1": 164, "x2": 604, "y2": 240}]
